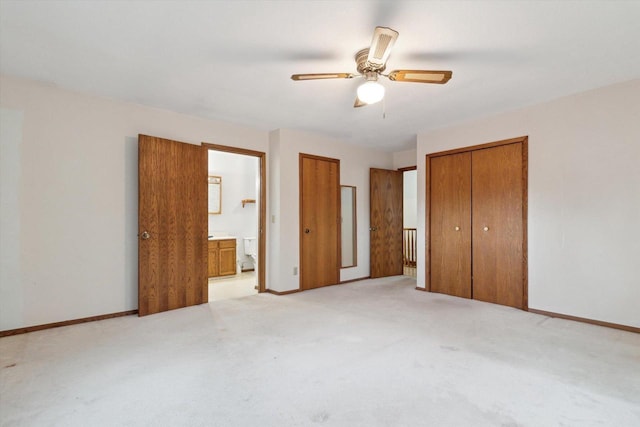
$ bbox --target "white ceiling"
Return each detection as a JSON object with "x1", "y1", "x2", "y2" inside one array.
[{"x1": 1, "y1": 1, "x2": 639, "y2": 152}]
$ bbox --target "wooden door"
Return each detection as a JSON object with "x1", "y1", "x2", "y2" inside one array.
[
  {"x1": 138, "y1": 135, "x2": 207, "y2": 316},
  {"x1": 472, "y1": 143, "x2": 524, "y2": 308},
  {"x1": 299, "y1": 154, "x2": 340, "y2": 290},
  {"x1": 429, "y1": 152, "x2": 472, "y2": 298},
  {"x1": 370, "y1": 168, "x2": 403, "y2": 278}
]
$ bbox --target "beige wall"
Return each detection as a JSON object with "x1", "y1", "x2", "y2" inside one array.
[
  {"x1": 392, "y1": 148, "x2": 417, "y2": 169},
  {"x1": 0, "y1": 75, "x2": 269, "y2": 330},
  {"x1": 417, "y1": 79, "x2": 640, "y2": 328}
]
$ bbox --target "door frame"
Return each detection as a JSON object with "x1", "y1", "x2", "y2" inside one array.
[
  {"x1": 202, "y1": 143, "x2": 267, "y2": 293},
  {"x1": 425, "y1": 136, "x2": 528, "y2": 309}
]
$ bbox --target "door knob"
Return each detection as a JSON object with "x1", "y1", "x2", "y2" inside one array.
[
  {"x1": 483, "y1": 226, "x2": 489, "y2": 232},
  {"x1": 454, "y1": 226, "x2": 460, "y2": 231},
  {"x1": 370, "y1": 227, "x2": 378, "y2": 231},
  {"x1": 304, "y1": 228, "x2": 310, "y2": 234},
  {"x1": 140, "y1": 231, "x2": 150, "y2": 240}
]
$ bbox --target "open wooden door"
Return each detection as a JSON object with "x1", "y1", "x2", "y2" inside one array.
[
  {"x1": 138, "y1": 135, "x2": 207, "y2": 316},
  {"x1": 370, "y1": 168, "x2": 403, "y2": 278}
]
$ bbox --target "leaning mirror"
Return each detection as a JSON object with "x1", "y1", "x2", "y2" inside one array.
[
  {"x1": 340, "y1": 185, "x2": 357, "y2": 268},
  {"x1": 208, "y1": 176, "x2": 222, "y2": 214}
]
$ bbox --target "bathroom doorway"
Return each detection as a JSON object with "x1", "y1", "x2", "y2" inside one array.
[{"x1": 203, "y1": 143, "x2": 266, "y2": 301}]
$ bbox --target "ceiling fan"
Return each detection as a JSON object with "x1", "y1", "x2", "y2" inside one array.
[{"x1": 291, "y1": 27, "x2": 452, "y2": 108}]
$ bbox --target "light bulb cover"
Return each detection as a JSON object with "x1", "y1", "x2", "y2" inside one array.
[{"x1": 357, "y1": 81, "x2": 385, "y2": 104}]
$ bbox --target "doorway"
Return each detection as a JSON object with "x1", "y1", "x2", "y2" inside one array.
[
  {"x1": 401, "y1": 167, "x2": 417, "y2": 278},
  {"x1": 369, "y1": 166, "x2": 417, "y2": 279},
  {"x1": 204, "y1": 143, "x2": 266, "y2": 300}
]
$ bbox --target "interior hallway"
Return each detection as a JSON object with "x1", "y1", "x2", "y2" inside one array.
[{"x1": 1, "y1": 277, "x2": 639, "y2": 426}]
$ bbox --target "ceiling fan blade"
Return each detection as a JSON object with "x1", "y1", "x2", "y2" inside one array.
[
  {"x1": 291, "y1": 73, "x2": 356, "y2": 81},
  {"x1": 366, "y1": 27, "x2": 399, "y2": 69},
  {"x1": 388, "y1": 70, "x2": 453, "y2": 84},
  {"x1": 354, "y1": 97, "x2": 367, "y2": 108}
]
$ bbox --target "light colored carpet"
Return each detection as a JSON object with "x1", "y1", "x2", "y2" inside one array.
[{"x1": 1, "y1": 276, "x2": 639, "y2": 426}]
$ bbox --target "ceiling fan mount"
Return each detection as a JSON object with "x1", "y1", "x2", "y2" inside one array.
[
  {"x1": 291, "y1": 27, "x2": 453, "y2": 108},
  {"x1": 355, "y1": 48, "x2": 385, "y2": 74}
]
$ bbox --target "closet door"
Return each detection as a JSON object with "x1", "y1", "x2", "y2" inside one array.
[
  {"x1": 472, "y1": 143, "x2": 524, "y2": 308},
  {"x1": 429, "y1": 152, "x2": 472, "y2": 298},
  {"x1": 299, "y1": 154, "x2": 340, "y2": 290}
]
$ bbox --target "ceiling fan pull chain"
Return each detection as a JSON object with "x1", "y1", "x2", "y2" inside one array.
[{"x1": 382, "y1": 97, "x2": 386, "y2": 119}]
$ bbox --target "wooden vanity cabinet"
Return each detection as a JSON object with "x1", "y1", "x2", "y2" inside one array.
[
  {"x1": 207, "y1": 243, "x2": 219, "y2": 277},
  {"x1": 218, "y1": 239, "x2": 237, "y2": 276},
  {"x1": 208, "y1": 239, "x2": 236, "y2": 277}
]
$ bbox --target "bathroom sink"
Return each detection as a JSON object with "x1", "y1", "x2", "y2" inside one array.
[{"x1": 208, "y1": 235, "x2": 235, "y2": 240}]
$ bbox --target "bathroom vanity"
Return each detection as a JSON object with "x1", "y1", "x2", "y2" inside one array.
[{"x1": 208, "y1": 237, "x2": 236, "y2": 277}]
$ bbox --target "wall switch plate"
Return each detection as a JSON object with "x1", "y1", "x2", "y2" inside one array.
[{"x1": 293, "y1": 267, "x2": 298, "y2": 275}]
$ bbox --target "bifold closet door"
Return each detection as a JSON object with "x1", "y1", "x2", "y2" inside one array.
[
  {"x1": 430, "y1": 152, "x2": 472, "y2": 298},
  {"x1": 472, "y1": 143, "x2": 524, "y2": 308}
]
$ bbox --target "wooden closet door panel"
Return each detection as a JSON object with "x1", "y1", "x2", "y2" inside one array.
[
  {"x1": 430, "y1": 153, "x2": 472, "y2": 298},
  {"x1": 300, "y1": 154, "x2": 340, "y2": 290},
  {"x1": 472, "y1": 143, "x2": 523, "y2": 308}
]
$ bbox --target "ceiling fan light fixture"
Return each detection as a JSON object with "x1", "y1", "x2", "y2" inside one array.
[
  {"x1": 290, "y1": 27, "x2": 453, "y2": 108},
  {"x1": 357, "y1": 80, "x2": 385, "y2": 105}
]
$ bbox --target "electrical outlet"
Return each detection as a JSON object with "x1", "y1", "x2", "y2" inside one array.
[{"x1": 293, "y1": 267, "x2": 298, "y2": 275}]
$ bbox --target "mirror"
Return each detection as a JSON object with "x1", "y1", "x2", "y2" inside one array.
[
  {"x1": 340, "y1": 185, "x2": 357, "y2": 268},
  {"x1": 208, "y1": 176, "x2": 222, "y2": 214}
]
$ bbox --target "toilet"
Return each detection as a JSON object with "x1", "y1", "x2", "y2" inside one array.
[{"x1": 243, "y1": 237, "x2": 257, "y2": 268}]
